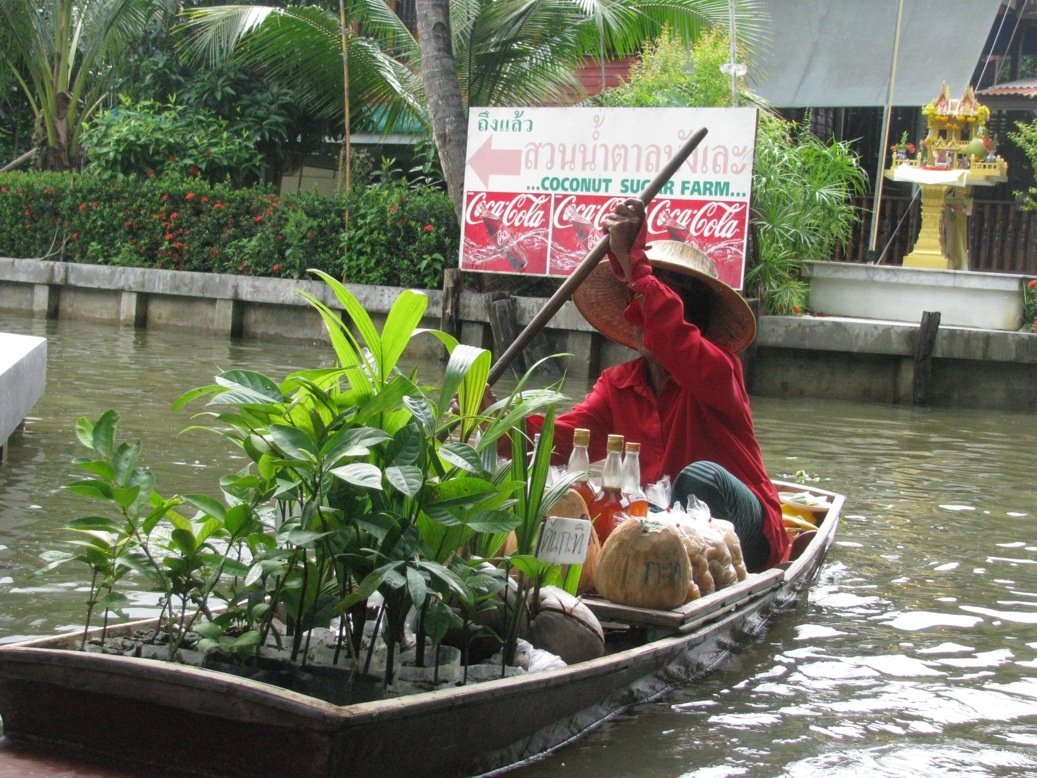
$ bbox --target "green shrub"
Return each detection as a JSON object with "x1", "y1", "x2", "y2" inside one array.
[
  {"x1": 342, "y1": 181, "x2": 458, "y2": 289},
  {"x1": 81, "y1": 98, "x2": 263, "y2": 187},
  {"x1": 0, "y1": 171, "x2": 458, "y2": 288}
]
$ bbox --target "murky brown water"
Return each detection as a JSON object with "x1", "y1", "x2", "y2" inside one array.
[{"x1": 2, "y1": 312, "x2": 1036, "y2": 777}]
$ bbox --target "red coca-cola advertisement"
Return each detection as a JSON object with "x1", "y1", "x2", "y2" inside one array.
[
  {"x1": 547, "y1": 194, "x2": 624, "y2": 276},
  {"x1": 545, "y1": 195, "x2": 749, "y2": 288},
  {"x1": 644, "y1": 199, "x2": 748, "y2": 289},
  {"x1": 461, "y1": 191, "x2": 551, "y2": 275}
]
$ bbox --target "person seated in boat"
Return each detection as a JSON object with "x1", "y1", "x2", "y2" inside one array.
[{"x1": 530, "y1": 197, "x2": 789, "y2": 573}]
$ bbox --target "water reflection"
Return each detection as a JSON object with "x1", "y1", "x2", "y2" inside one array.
[{"x1": 1, "y1": 313, "x2": 1036, "y2": 776}]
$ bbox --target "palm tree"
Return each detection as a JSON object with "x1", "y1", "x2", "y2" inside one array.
[
  {"x1": 179, "y1": 0, "x2": 767, "y2": 217},
  {"x1": 0, "y1": 0, "x2": 160, "y2": 171}
]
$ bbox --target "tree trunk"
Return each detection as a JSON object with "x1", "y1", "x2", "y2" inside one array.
[{"x1": 416, "y1": 0, "x2": 468, "y2": 223}]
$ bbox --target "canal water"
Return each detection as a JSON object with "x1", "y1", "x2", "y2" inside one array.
[{"x1": 1, "y1": 312, "x2": 1036, "y2": 777}]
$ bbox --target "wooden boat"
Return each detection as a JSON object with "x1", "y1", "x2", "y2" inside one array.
[{"x1": 0, "y1": 480, "x2": 843, "y2": 777}]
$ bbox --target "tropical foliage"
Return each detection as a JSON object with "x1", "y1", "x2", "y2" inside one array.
[
  {"x1": 594, "y1": 27, "x2": 868, "y2": 315},
  {"x1": 180, "y1": 0, "x2": 767, "y2": 215},
  {"x1": 46, "y1": 272, "x2": 579, "y2": 681},
  {"x1": 0, "y1": 0, "x2": 162, "y2": 170},
  {"x1": 81, "y1": 98, "x2": 263, "y2": 186},
  {"x1": 0, "y1": 170, "x2": 457, "y2": 287},
  {"x1": 748, "y1": 116, "x2": 868, "y2": 314}
]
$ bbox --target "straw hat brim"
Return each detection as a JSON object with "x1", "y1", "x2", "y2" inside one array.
[{"x1": 572, "y1": 241, "x2": 756, "y2": 354}]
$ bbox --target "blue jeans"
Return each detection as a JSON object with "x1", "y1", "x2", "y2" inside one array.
[{"x1": 670, "y1": 460, "x2": 770, "y2": 573}]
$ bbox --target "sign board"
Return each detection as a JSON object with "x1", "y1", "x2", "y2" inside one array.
[
  {"x1": 460, "y1": 106, "x2": 758, "y2": 290},
  {"x1": 535, "y1": 516, "x2": 594, "y2": 566}
]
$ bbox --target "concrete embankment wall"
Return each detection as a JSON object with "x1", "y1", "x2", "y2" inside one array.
[{"x1": 1, "y1": 257, "x2": 1035, "y2": 412}]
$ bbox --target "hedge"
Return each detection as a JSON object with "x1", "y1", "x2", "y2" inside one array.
[{"x1": 0, "y1": 172, "x2": 459, "y2": 290}]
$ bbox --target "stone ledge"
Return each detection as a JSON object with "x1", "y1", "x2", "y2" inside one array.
[
  {"x1": 803, "y1": 260, "x2": 1025, "y2": 331},
  {"x1": 0, "y1": 332, "x2": 46, "y2": 461}
]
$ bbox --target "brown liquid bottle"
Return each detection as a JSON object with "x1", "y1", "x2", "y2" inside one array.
[
  {"x1": 566, "y1": 428, "x2": 597, "y2": 512},
  {"x1": 589, "y1": 433, "x2": 625, "y2": 544}
]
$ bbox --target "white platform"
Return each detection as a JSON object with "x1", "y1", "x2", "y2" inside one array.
[
  {"x1": 0, "y1": 332, "x2": 47, "y2": 460},
  {"x1": 803, "y1": 261, "x2": 1024, "y2": 331}
]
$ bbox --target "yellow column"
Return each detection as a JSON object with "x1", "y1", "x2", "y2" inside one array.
[
  {"x1": 943, "y1": 187, "x2": 973, "y2": 270},
  {"x1": 902, "y1": 183, "x2": 951, "y2": 269}
]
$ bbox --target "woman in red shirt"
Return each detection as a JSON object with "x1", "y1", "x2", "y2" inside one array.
[{"x1": 531, "y1": 198, "x2": 789, "y2": 572}]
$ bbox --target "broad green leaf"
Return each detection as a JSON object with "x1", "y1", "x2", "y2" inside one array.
[
  {"x1": 380, "y1": 289, "x2": 428, "y2": 379},
  {"x1": 65, "y1": 480, "x2": 115, "y2": 500},
  {"x1": 170, "y1": 528, "x2": 197, "y2": 555},
  {"x1": 269, "y1": 424, "x2": 318, "y2": 461},
  {"x1": 72, "y1": 459, "x2": 116, "y2": 481},
  {"x1": 306, "y1": 271, "x2": 381, "y2": 368},
  {"x1": 385, "y1": 465, "x2": 423, "y2": 498},
  {"x1": 406, "y1": 564, "x2": 426, "y2": 609},
  {"x1": 111, "y1": 441, "x2": 141, "y2": 487},
  {"x1": 91, "y1": 411, "x2": 119, "y2": 458},
  {"x1": 329, "y1": 462, "x2": 383, "y2": 489},
  {"x1": 437, "y1": 442, "x2": 483, "y2": 473},
  {"x1": 183, "y1": 494, "x2": 226, "y2": 522},
  {"x1": 222, "y1": 504, "x2": 254, "y2": 536}
]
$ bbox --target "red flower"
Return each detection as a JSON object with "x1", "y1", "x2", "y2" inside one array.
[
  {"x1": 272, "y1": 264, "x2": 280, "y2": 273},
  {"x1": 78, "y1": 202, "x2": 87, "y2": 213},
  {"x1": 253, "y1": 214, "x2": 264, "y2": 223},
  {"x1": 71, "y1": 232, "x2": 79, "y2": 240},
  {"x1": 200, "y1": 196, "x2": 209, "y2": 204},
  {"x1": 423, "y1": 224, "x2": 434, "y2": 232},
  {"x1": 214, "y1": 202, "x2": 225, "y2": 209},
  {"x1": 169, "y1": 212, "x2": 179, "y2": 220},
  {"x1": 165, "y1": 233, "x2": 174, "y2": 241},
  {"x1": 162, "y1": 194, "x2": 169, "y2": 202},
  {"x1": 186, "y1": 192, "x2": 196, "y2": 200},
  {"x1": 188, "y1": 167, "x2": 200, "y2": 177},
  {"x1": 1028, "y1": 279, "x2": 1037, "y2": 288}
]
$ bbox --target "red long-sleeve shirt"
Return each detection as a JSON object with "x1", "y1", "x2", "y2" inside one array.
[{"x1": 532, "y1": 240, "x2": 790, "y2": 569}]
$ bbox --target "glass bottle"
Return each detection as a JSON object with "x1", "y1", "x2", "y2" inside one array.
[
  {"x1": 589, "y1": 433, "x2": 625, "y2": 544},
  {"x1": 566, "y1": 428, "x2": 598, "y2": 511},
  {"x1": 621, "y1": 441, "x2": 648, "y2": 518}
]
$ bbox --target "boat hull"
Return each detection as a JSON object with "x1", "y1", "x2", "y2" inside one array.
[{"x1": 0, "y1": 483, "x2": 843, "y2": 777}]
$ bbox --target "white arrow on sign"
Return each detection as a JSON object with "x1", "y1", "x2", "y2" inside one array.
[{"x1": 467, "y1": 136, "x2": 523, "y2": 188}]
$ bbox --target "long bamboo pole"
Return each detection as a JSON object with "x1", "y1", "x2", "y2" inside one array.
[{"x1": 487, "y1": 126, "x2": 709, "y2": 386}]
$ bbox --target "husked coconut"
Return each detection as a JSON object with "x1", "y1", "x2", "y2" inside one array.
[{"x1": 526, "y1": 585, "x2": 604, "y2": 664}]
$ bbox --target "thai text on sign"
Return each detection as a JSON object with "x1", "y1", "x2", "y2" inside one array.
[{"x1": 460, "y1": 106, "x2": 758, "y2": 290}]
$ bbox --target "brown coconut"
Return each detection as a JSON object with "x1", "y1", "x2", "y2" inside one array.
[
  {"x1": 526, "y1": 585, "x2": 604, "y2": 664},
  {"x1": 594, "y1": 517, "x2": 692, "y2": 610}
]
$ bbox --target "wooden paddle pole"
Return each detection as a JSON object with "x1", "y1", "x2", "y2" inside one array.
[{"x1": 486, "y1": 126, "x2": 709, "y2": 386}]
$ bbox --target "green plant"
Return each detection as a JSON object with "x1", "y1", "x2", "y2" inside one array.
[
  {"x1": 0, "y1": 170, "x2": 457, "y2": 286},
  {"x1": 592, "y1": 26, "x2": 867, "y2": 316},
  {"x1": 594, "y1": 27, "x2": 737, "y2": 109},
  {"x1": 1009, "y1": 120, "x2": 1037, "y2": 212},
  {"x1": 747, "y1": 116, "x2": 868, "y2": 314},
  {"x1": 81, "y1": 98, "x2": 263, "y2": 186},
  {"x1": 48, "y1": 271, "x2": 576, "y2": 687}
]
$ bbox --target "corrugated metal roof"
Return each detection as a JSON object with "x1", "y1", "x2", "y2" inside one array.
[
  {"x1": 749, "y1": 0, "x2": 1003, "y2": 108},
  {"x1": 978, "y1": 77, "x2": 1037, "y2": 111}
]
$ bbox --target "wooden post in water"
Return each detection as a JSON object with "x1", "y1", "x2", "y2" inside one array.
[{"x1": 912, "y1": 310, "x2": 940, "y2": 405}]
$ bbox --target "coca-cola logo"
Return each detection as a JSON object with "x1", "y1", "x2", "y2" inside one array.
[
  {"x1": 552, "y1": 195, "x2": 626, "y2": 230},
  {"x1": 647, "y1": 200, "x2": 745, "y2": 240},
  {"x1": 466, "y1": 192, "x2": 549, "y2": 229}
]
